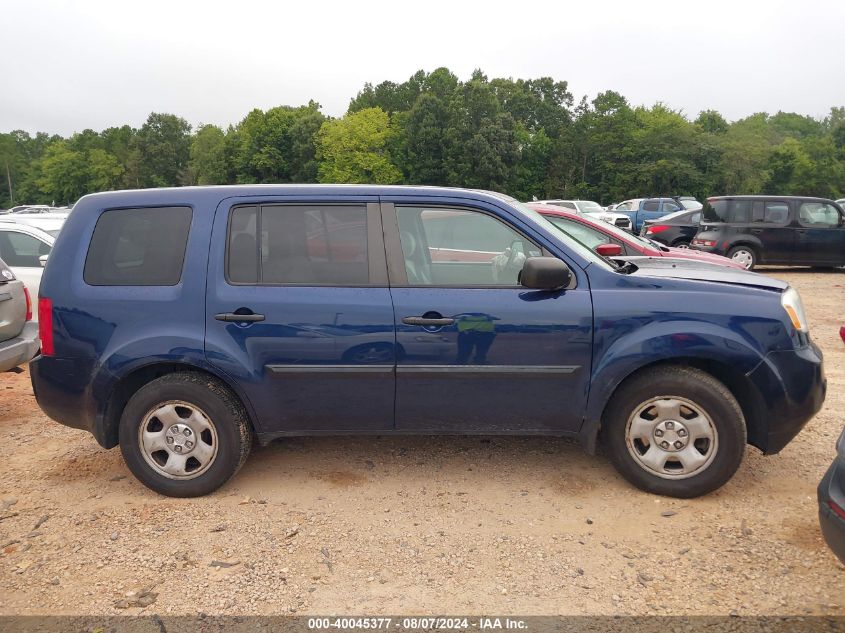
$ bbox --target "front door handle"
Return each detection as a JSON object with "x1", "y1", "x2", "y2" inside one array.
[
  {"x1": 402, "y1": 316, "x2": 455, "y2": 327},
  {"x1": 215, "y1": 312, "x2": 265, "y2": 322}
]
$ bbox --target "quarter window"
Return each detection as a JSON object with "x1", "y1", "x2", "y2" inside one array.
[
  {"x1": 396, "y1": 207, "x2": 541, "y2": 286},
  {"x1": 226, "y1": 205, "x2": 369, "y2": 285},
  {"x1": 84, "y1": 207, "x2": 192, "y2": 286}
]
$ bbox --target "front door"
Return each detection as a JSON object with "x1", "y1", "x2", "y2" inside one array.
[
  {"x1": 794, "y1": 200, "x2": 845, "y2": 266},
  {"x1": 205, "y1": 198, "x2": 395, "y2": 433},
  {"x1": 383, "y1": 200, "x2": 593, "y2": 433}
]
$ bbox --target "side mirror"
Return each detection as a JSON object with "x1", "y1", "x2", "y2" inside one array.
[
  {"x1": 595, "y1": 243, "x2": 623, "y2": 257},
  {"x1": 520, "y1": 257, "x2": 572, "y2": 290},
  {"x1": 39, "y1": 254, "x2": 49, "y2": 267}
]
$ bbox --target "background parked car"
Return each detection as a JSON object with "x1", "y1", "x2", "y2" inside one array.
[
  {"x1": 529, "y1": 203, "x2": 742, "y2": 268},
  {"x1": 692, "y1": 196, "x2": 845, "y2": 270},
  {"x1": 534, "y1": 199, "x2": 633, "y2": 231},
  {"x1": 615, "y1": 197, "x2": 684, "y2": 231},
  {"x1": 0, "y1": 257, "x2": 38, "y2": 372},
  {"x1": 641, "y1": 209, "x2": 703, "y2": 248},
  {"x1": 0, "y1": 213, "x2": 66, "y2": 237},
  {"x1": 0, "y1": 222, "x2": 54, "y2": 307},
  {"x1": 673, "y1": 196, "x2": 703, "y2": 211}
]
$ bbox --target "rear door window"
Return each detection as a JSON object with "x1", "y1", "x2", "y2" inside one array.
[
  {"x1": 84, "y1": 207, "x2": 192, "y2": 286},
  {"x1": 643, "y1": 200, "x2": 660, "y2": 212},
  {"x1": 226, "y1": 204, "x2": 370, "y2": 285}
]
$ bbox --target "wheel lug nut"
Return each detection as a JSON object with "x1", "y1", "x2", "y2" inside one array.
[
  {"x1": 678, "y1": 429, "x2": 687, "y2": 437},
  {"x1": 174, "y1": 445, "x2": 182, "y2": 453},
  {"x1": 186, "y1": 441, "x2": 193, "y2": 449},
  {"x1": 674, "y1": 441, "x2": 683, "y2": 449},
  {"x1": 661, "y1": 441, "x2": 670, "y2": 449},
  {"x1": 654, "y1": 429, "x2": 664, "y2": 437},
  {"x1": 166, "y1": 437, "x2": 174, "y2": 444},
  {"x1": 184, "y1": 429, "x2": 191, "y2": 437},
  {"x1": 665, "y1": 421, "x2": 674, "y2": 430}
]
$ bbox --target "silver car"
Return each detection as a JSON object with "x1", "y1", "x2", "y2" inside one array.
[{"x1": 0, "y1": 257, "x2": 39, "y2": 372}]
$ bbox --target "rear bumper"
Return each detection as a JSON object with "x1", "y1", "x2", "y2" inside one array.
[
  {"x1": 30, "y1": 354, "x2": 104, "y2": 443},
  {"x1": 746, "y1": 341, "x2": 826, "y2": 454},
  {"x1": 818, "y1": 446, "x2": 845, "y2": 565},
  {"x1": 0, "y1": 322, "x2": 39, "y2": 372}
]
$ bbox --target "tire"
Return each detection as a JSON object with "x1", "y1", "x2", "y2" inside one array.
[
  {"x1": 727, "y1": 245, "x2": 756, "y2": 270},
  {"x1": 672, "y1": 240, "x2": 691, "y2": 249},
  {"x1": 603, "y1": 365, "x2": 746, "y2": 498},
  {"x1": 118, "y1": 372, "x2": 252, "y2": 497}
]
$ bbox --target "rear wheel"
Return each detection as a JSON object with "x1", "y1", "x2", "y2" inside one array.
[
  {"x1": 118, "y1": 372, "x2": 252, "y2": 497},
  {"x1": 727, "y1": 245, "x2": 756, "y2": 270},
  {"x1": 603, "y1": 366, "x2": 746, "y2": 498},
  {"x1": 672, "y1": 240, "x2": 691, "y2": 249}
]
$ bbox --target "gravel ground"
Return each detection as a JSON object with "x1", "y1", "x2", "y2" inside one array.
[{"x1": 0, "y1": 268, "x2": 843, "y2": 616}]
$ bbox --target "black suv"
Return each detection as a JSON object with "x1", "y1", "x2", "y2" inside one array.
[{"x1": 692, "y1": 196, "x2": 845, "y2": 270}]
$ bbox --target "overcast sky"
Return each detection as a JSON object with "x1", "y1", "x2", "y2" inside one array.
[{"x1": 3, "y1": 0, "x2": 844, "y2": 136}]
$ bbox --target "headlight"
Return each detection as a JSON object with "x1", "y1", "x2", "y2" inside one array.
[{"x1": 781, "y1": 286, "x2": 809, "y2": 333}]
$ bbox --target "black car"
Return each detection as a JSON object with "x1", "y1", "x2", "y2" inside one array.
[
  {"x1": 691, "y1": 195, "x2": 845, "y2": 270},
  {"x1": 818, "y1": 326, "x2": 845, "y2": 565},
  {"x1": 640, "y1": 209, "x2": 702, "y2": 248}
]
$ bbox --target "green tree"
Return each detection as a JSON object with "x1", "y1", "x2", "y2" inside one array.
[
  {"x1": 316, "y1": 107, "x2": 402, "y2": 184},
  {"x1": 134, "y1": 112, "x2": 192, "y2": 187},
  {"x1": 187, "y1": 124, "x2": 229, "y2": 185}
]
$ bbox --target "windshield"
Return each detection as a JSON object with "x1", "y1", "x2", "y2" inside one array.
[
  {"x1": 491, "y1": 194, "x2": 614, "y2": 270},
  {"x1": 578, "y1": 201, "x2": 604, "y2": 212}
]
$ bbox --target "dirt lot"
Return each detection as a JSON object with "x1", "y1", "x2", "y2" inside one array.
[{"x1": 0, "y1": 269, "x2": 843, "y2": 616}]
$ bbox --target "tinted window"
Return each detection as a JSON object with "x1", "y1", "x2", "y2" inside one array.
[
  {"x1": 552, "y1": 201, "x2": 577, "y2": 210},
  {"x1": 227, "y1": 205, "x2": 369, "y2": 285},
  {"x1": 0, "y1": 231, "x2": 50, "y2": 267},
  {"x1": 729, "y1": 200, "x2": 752, "y2": 222},
  {"x1": 84, "y1": 207, "x2": 192, "y2": 286},
  {"x1": 764, "y1": 202, "x2": 789, "y2": 224},
  {"x1": 643, "y1": 200, "x2": 660, "y2": 211},
  {"x1": 396, "y1": 206, "x2": 541, "y2": 286},
  {"x1": 799, "y1": 202, "x2": 841, "y2": 228},
  {"x1": 702, "y1": 200, "x2": 728, "y2": 222},
  {"x1": 662, "y1": 201, "x2": 681, "y2": 212}
]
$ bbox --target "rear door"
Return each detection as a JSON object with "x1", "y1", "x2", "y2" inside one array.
[
  {"x1": 205, "y1": 197, "x2": 395, "y2": 433},
  {"x1": 742, "y1": 199, "x2": 794, "y2": 264},
  {"x1": 382, "y1": 196, "x2": 593, "y2": 433}
]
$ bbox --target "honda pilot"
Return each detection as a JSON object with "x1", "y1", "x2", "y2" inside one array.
[{"x1": 31, "y1": 186, "x2": 826, "y2": 498}]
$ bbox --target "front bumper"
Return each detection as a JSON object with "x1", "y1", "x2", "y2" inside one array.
[
  {"x1": 746, "y1": 341, "x2": 826, "y2": 454},
  {"x1": 0, "y1": 322, "x2": 39, "y2": 372},
  {"x1": 818, "y1": 440, "x2": 845, "y2": 565}
]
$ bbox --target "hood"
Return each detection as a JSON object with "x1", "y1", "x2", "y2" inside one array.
[
  {"x1": 620, "y1": 256, "x2": 788, "y2": 291},
  {"x1": 664, "y1": 247, "x2": 743, "y2": 269}
]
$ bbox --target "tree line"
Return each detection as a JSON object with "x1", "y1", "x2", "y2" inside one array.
[{"x1": 2, "y1": 67, "x2": 844, "y2": 208}]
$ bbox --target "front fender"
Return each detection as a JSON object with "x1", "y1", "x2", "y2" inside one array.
[{"x1": 579, "y1": 320, "x2": 768, "y2": 452}]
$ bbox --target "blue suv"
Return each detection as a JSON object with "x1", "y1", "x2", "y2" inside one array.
[{"x1": 31, "y1": 186, "x2": 826, "y2": 498}]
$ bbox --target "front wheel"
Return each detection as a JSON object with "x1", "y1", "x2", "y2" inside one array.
[
  {"x1": 727, "y1": 245, "x2": 757, "y2": 270},
  {"x1": 603, "y1": 366, "x2": 746, "y2": 498},
  {"x1": 119, "y1": 373, "x2": 252, "y2": 497}
]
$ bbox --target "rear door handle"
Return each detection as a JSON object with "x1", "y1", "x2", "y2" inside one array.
[
  {"x1": 402, "y1": 316, "x2": 455, "y2": 327},
  {"x1": 215, "y1": 312, "x2": 265, "y2": 322},
  {"x1": 750, "y1": 229, "x2": 763, "y2": 234}
]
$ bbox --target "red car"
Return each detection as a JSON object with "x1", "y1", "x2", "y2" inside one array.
[{"x1": 528, "y1": 203, "x2": 744, "y2": 269}]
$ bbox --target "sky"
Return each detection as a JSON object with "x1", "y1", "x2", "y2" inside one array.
[{"x1": 3, "y1": 0, "x2": 844, "y2": 136}]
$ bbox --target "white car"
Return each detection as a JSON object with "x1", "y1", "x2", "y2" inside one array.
[
  {"x1": 0, "y1": 213, "x2": 66, "y2": 237},
  {"x1": 535, "y1": 199, "x2": 633, "y2": 231},
  {"x1": 0, "y1": 222, "x2": 55, "y2": 315}
]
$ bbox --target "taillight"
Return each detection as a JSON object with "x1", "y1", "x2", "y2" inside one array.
[
  {"x1": 23, "y1": 287, "x2": 32, "y2": 321},
  {"x1": 692, "y1": 239, "x2": 717, "y2": 247},
  {"x1": 829, "y1": 500, "x2": 845, "y2": 521},
  {"x1": 38, "y1": 297, "x2": 54, "y2": 356},
  {"x1": 645, "y1": 225, "x2": 669, "y2": 234}
]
